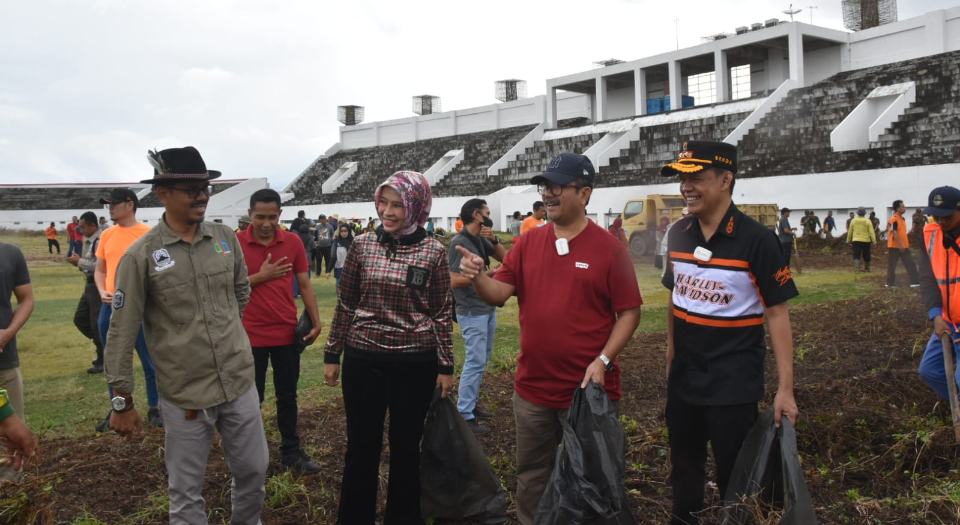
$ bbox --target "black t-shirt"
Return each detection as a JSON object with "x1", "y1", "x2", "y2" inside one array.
[
  {"x1": 0, "y1": 243, "x2": 31, "y2": 369},
  {"x1": 662, "y1": 203, "x2": 799, "y2": 405}
]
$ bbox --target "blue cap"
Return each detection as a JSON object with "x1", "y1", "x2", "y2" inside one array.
[
  {"x1": 531, "y1": 153, "x2": 595, "y2": 186},
  {"x1": 923, "y1": 186, "x2": 960, "y2": 217}
]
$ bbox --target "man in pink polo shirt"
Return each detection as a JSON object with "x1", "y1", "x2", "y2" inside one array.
[{"x1": 239, "y1": 188, "x2": 322, "y2": 474}]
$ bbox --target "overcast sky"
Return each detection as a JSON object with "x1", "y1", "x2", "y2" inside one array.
[{"x1": 0, "y1": 0, "x2": 954, "y2": 190}]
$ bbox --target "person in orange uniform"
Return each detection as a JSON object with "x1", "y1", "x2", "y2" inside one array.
[
  {"x1": 886, "y1": 199, "x2": 920, "y2": 288},
  {"x1": 519, "y1": 202, "x2": 546, "y2": 235},
  {"x1": 917, "y1": 186, "x2": 960, "y2": 400},
  {"x1": 45, "y1": 222, "x2": 61, "y2": 255}
]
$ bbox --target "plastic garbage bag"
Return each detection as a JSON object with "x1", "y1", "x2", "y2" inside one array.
[
  {"x1": 721, "y1": 406, "x2": 819, "y2": 525},
  {"x1": 420, "y1": 388, "x2": 507, "y2": 524},
  {"x1": 534, "y1": 383, "x2": 638, "y2": 525}
]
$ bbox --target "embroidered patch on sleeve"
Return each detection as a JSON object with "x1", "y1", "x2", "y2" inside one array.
[{"x1": 113, "y1": 290, "x2": 125, "y2": 309}]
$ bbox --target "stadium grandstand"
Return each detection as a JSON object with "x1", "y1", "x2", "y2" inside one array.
[
  {"x1": 0, "y1": 179, "x2": 270, "y2": 230},
  {"x1": 4, "y1": 5, "x2": 959, "y2": 240},
  {"x1": 279, "y1": 5, "x2": 960, "y2": 238}
]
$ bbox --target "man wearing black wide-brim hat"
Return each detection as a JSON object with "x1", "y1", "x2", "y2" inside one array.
[
  {"x1": 104, "y1": 146, "x2": 268, "y2": 524},
  {"x1": 659, "y1": 140, "x2": 800, "y2": 525}
]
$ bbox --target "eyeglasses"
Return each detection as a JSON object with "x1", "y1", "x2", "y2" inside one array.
[
  {"x1": 168, "y1": 185, "x2": 212, "y2": 199},
  {"x1": 537, "y1": 181, "x2": 583, "y2": 197}
]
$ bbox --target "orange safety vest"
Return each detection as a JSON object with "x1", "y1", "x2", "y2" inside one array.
[{"x1": 923, "y1": 223, "x2": 960, "y2": 325}]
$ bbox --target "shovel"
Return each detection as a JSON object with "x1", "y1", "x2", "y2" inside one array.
[{"x1": 941, "y1": 332, "x2": 960, "y2": 442}]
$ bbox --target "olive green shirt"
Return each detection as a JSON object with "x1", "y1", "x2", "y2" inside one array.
[{"x1": 105, "y1": 216, "x2": 254, "y2": 410}]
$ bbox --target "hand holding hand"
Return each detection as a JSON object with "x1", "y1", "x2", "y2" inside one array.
[{"x1": 66, "y1": 255, "x2": 80, "y2": 266}]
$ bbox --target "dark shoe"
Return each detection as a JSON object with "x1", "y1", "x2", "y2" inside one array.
[
  {"x1": 87, "y1": 364, "x2": 104, "y2": 374},
  {"x1": 280, "y1": 450, "x2": 322, "y2": 475},
  {"x1": 91, "y1": 358, "x2": 102, "y2": 366},
  {"x1": 95, "y1": 411, "x2": 112, "y2": 433},
  {"x1": 466, "y1": 418, "x2": 491, "y2": 436},
  {"x1": 147, "y1": 407, "x2": 163, "y2": 428},
  {"x1": 473, "y1": 406, "x2": 494, "y2": 419}
]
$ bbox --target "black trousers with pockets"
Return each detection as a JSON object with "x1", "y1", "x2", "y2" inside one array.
[
  {"x1": 666, "y1": 394, "x2": 758, "y2": 525},
  {"x1": 337, "y1": 353, "x2": 437, "y2": 525}
]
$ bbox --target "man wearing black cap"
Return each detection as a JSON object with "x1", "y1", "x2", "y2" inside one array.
[
  {"x1": 659, "y1": 141, "x2": 799, "y2": 525},
  {"x1": 94, "y1": 188, "x2": 161, "y2": 431},
  {"x1": 66, "y1": 211, "x2": 105, "y2": 373},
  {"x1": 455, "y1": 152, "x2": 642, "y2": 525},
  {"x1": 917, "y1": 186, "x2": 960, "y2": 401},
  {"x1": 105, "y1": 146, "x2": 268, "y2": 524}
]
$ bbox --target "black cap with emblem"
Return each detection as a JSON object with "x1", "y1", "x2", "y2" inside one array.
[
  {"x1": 660, "y1": 140, "x2": 738, "y2": 176},
  {"x1": 531, "y1": 153, "x2": 596, "y2": 187}
]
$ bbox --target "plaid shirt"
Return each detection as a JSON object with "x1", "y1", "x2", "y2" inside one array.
[{"x1": 324, "y1": 231, "x2": 454, "y2": 374}]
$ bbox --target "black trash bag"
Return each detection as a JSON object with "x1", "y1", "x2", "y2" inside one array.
[
  {"x1": 420, "y1": 388, "x2": 507, "y2": 524},
  {"x1": 721, "y1": 406, "x2": 819, "y2": 525},
  {"x1": 533, "y1": 383, "x2": 638, "y2": 525}
]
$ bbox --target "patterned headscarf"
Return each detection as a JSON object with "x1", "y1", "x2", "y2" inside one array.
[{"x1": 374, "y1": 171, "x2": 433, "y2": 239}]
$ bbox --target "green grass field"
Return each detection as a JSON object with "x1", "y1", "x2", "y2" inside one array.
[{"x1": 2, "y1": 231, "x2": 876, "y2": 440}]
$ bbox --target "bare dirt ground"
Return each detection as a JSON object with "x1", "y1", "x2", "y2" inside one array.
[{"x1": 7, "y1": 238, "x2": 959, "y2": 524}]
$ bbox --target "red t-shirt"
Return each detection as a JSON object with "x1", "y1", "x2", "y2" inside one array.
[
  {"x1": 494, "y1": 221, "x2": 643, "y2": 408},
  {"x1": 67, "y1": 222, "x2": 80, "y2": 241},
  {"x1": 239, "y1": 227, "x2": 308, "y2": 347}
]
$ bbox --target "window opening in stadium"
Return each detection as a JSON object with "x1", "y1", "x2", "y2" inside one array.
[
  {"x1": 687, "y1": 72, "x2": 716, "y2": 105},
  {"x1": 731, "y1": 65, "x2": 751, "y2": 100}
]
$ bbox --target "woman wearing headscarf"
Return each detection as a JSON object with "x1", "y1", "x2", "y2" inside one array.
[
  {"x1": 332, "y1": 223, "x2": 353, "y2": 292},
  {"x1": 323, "y1": 171, "x2": 454, "y2": 525}
]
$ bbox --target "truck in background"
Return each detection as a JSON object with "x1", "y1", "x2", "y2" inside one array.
[{"x1": 621, "y1": 195, "x2": 779, "y2": 256}]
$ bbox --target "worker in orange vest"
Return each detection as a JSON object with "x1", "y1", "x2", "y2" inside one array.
[{"x1": 917, "y1": 186, "x2": 960, "y2": 400}]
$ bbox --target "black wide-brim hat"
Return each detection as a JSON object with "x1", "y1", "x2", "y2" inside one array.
[
  {"x1": 140, "y1": 146, "x2": 222, "y2": 184},
  {"x1": 660, "y1": 140, "x2": 737, "y2": 176}
]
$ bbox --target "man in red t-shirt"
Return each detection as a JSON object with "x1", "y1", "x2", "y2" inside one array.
[
  {"x1": 456, "y1": 153, "x2": 642, "y2": 525},
  {"x1": 239, "y1": 189, "x2": 322, "y2": 474},
  {"x1": 66, "y1": 216, "x2": 81, "y2": 257}
]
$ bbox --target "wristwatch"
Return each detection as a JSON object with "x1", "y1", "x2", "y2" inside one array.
[
  {"x1": 491, "y1": 236, "x2": 501, "y2": 245},
  {"x1": 597, "y1": 354, "x2": 614, "y2": 372},
  {"x1": 111, "y1": 394, "x2": 134, "y2": 413}
]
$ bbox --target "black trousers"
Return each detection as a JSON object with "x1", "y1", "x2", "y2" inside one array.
[
  {"x1": 852, "y1": 241, "x2": 872, "y2": 262},
  {"x1": 316, "y1": 245, "x2": 333, "y2": 275},
  {"x1": 338, "y1": 354, "x2": 437, "y2": 525},
  {"x1": 666, "y1": 394, "x2": 758, "y2": 525},
  {"x1": 74, "y1": 281, "x2": 103, "y2": 363},
  {"x1": 252, "y1": 344, "x2": 301, "y2": 456},
  {"x1": 780, "y1": 241, "x2": 792, "y2": 268},
  {"x1": 886, "y1": 248, "x2": 919, "y2": 286},
  {"x1": 48, "y1": 239, "x2": 60, "y2": 254}
]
